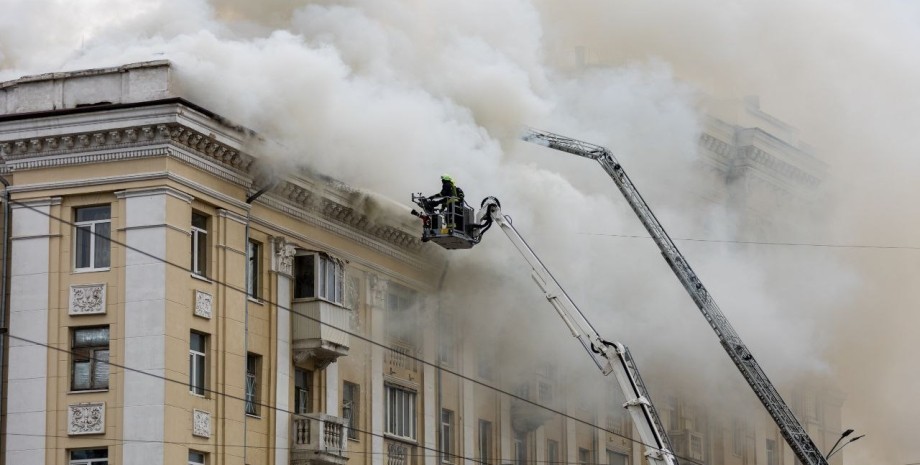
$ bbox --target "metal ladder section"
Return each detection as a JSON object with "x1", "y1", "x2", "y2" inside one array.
[
  {"x1": 521, "y1": 128, "x2": 828, "y2": 465},
  {"x1": 486, "y1": 202, "x2": 678, "y2": 465}
]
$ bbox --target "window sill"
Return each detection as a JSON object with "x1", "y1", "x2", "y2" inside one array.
[
  {"x1": 247, "y1": 296, "x2": 264, "y2": 306},
  {"x1": 383, "y1": 433, "x2": 418, "y2": 444},
  {"x1": 245, "y1": 413, "x2": 262, "y2": 419},
  {"x1": 69, "y1": 389, "x2": 109, "y2": 394},
  {"x1": 292, "y1": 297, "x2": 346, "y2": 307},
  {"x1": 74, "y1": 267, "x2": 111, "y2": 274},
  {"x1": 190, "y1": 273, "x2": 212, "y2": 283},
  {"x1": 189, "y1": 391, "x2": 208, "y2": 398}
]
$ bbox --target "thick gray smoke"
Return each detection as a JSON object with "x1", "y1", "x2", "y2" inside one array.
[{"x1": 3, "y1": 1, "x2": 918, "y2": 463}]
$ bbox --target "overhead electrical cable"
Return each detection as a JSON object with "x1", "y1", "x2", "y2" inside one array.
[{"x1": 2, "y1": 197, "x2": 708, "y2": 465}]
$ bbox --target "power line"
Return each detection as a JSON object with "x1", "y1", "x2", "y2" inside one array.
[
  {"x1": 4, "y1": 431, "x2": 670, "y2": 465},
  {"x1": 580, "y1": 232, "x2": 920, "y2": 250},
  {"x1": 3, "y1": 197, "x2": 707, "y2": 465}
]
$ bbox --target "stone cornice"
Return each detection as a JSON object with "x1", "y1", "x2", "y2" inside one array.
[
  {"x1": 1, "y1": 122, "x2": 255, "y2": 175},
  {"x1": 0, "y1": 119, "x2": 434, "y2": 267}
]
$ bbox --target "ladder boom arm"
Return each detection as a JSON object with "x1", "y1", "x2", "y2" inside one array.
[
  {"x1": 481, "y1": 199, "x2": 678, "y2": 465},
  {"x1": 521, "y1": 127, "x2": 829, "y2": 465}
]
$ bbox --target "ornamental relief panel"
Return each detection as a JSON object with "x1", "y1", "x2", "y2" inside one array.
[
  {"x1": 273, "y1": 239, "x2": 297, "y2": 276},
  {"x1": 194, "y1": 290, "x2": 212, "y2": 319},
  {"x1": 68, "y1": 402, "x2": 105, "y2": 435},
  {"x1": 69, "y1": 284, "x2": 106, "y2": 315},
  {"x1": 193, "y1": 409, "x2": 211, "y2": 438}
]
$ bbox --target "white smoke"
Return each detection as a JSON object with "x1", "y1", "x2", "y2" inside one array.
[{"x1": 3, "y1": 1, "x2": 918, "y2": 463}]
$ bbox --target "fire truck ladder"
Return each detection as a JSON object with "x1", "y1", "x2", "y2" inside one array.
[{"x1": 521, "y1": 127, "x2": 829, "y2": 465}]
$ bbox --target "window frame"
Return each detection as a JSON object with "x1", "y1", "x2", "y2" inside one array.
[
  {"x1": 293, "y1": 252, "x2": 344, "y2": 303},
  {"x1": 189, "y1": 331, "x2": 207, "y2": 396},
  {"x1": 607, "y1": 450, "x2": 628, "y2": 465},
  {"x1": 440, "y1": 409, "x2": 454, "y2": 463},
  {"x1": 190, "y1": 212, "x2": 209, "y2": 277},
  {"x1": 384, "y1": 384, "x2": 417, "y2": 440},
  {"x1": 245, "y1": 353, "x2": 262, "y2": 416},
  {"x1": 69, "y1": 447, "x2": 109, "y2": 465},
  {"x1": 547, "y1": 440, "x2": 559, "y2": 465},
  {"x1": 295, "y1": 369, "x2": 313, "y2": 414},
  {"x1": 343, "y1": 381, "x2": 360, "y2": 440},
  {"x1": 74, "y1": 205, "x2": 111, "y2": 271},
  {"x1": 71, "y1": 326, "x2": 110, "y2": 391},
  {"x1": 478, "y1": 420, "x2": 493, "y2": 465},
  {"x1": 188, "y1": 450, "x2": 206, "y2": 465},
  {"x1": 513, "y1": 432, "x2": 526, "y2": 465},
  {"x1": 247, "y1": 239, "x2": 261, "y2": 299},
  {"x1": 578, "y1": 447, "x2": 591, "y2": 465}
]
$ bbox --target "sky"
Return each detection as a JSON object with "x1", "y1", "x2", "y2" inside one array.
[{"x1": 2, "y1": 1, "x2": 919, "y2": 464}]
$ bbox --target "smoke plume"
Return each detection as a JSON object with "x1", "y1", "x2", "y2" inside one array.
[{"x1": 3, "y1": 1, "x2": 918, "y2": 463}]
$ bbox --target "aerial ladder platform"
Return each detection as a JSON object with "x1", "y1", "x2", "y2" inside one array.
[
  {"x1": 411, "y1": 195, "x2": 679, "y2": 465},
  {"x1": 519, "y1": 127, "x2": 829, "y2": 465}
]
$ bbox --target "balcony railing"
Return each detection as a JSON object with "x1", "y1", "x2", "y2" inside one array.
[
  {"x1": 291, "y1": 413, "x2": 349, "y2": 465},
  {"x1": 385, "y1": 440, "x2": 414, "y2": 465},
  {"x1": 292, "y1": 299, "x2": 352, "y2": 368},
  {"x1": 384, "y1": 341, "x2": 419, "y2": 379}
]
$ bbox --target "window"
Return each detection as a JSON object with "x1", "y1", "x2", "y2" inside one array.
[
  {"x1": 295, "y1": 369, "x2": 313, "y2": 414},
  {"x1": 384, "y1": 384, "x2": 417, "y2": 440},
  {"x1": 607, "y1": 450, "x2": 628, "y2": 465},
  {"x1": 293, "y1": 253, "x2": 344, "y2": 302},
  {"x1": 191, "y1": 212, "x2": 208, "y2": 276},
  {"x1": 438, "y1": 312, "x2": 455, "y2": 367},
  {"x1": 72, "y1": 327, "x2": 109, "y2": 391},
  {"x1": 189, "y1": 450, "x2": 206, "y2": 465},
  {"x1": 538, "y1": 381, "x2": 553, "y2": 403},
  {"x1": 189, "y1": 332, "x2": 207, "y2": 396},
  {"x1": 667, "y1": 396, "x2": 680, "y2": 431},
  {"x1": 245, "y1": 353, "x2": 261, "y2": 416},
  {"x1": 478, "y1": 420, "x2": 492, "y2": 465},
  {"x1": 547, "y1": 440, "x2": 559, "y2": 465},
  {"x1": 513, "y1": 432, "x2": 526, "y2": 465},
  {"x1": 247, "y1": 240, "x2": 261, "y2": 298},
  {"x1": 732, "y1": 419, "x2": 745, "y2": 456},
  {"x1": 766, "y1": 439, "x2": 777, "y2": 465},
  {"x1": 386, "y1": 283, "x2": 419, "y2": 343},
  {"x1": 578, "y1": 448, "x2": 591, "y2": 465},
  {"x1": 343, "y1": 381, "x2": 359, "y2": 440},
  {"x1": 70, "y1": 448, "x2": 108, "y2": 465},
  {"x1": 440, "y1": 409, "x2": 454, "y2": 463},
  {"x1": 74, "y1": 205, "x2": 111, "y2": 270}
]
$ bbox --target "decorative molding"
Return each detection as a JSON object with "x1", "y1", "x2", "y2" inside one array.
[
  {"x1": 194, "y1": 290, "x2": 212, "y2": 319},
  {"x1": 1, "y1": 122, "x2": 254, "y2": 168},
  {"x1": 68, "y1": 402, "x2": 105, "y2": 435},
  {"x1": 69, "y1": 284, "x2": 106, "y2": 315},
  {"x1": 1, "y1": 115, "x2": 435, "y2": 266},
  {"x1": 193, "y1": 409, "x2": 211, "y2": 437},
  {"x1": 115, "y1": 185, "x2": 194, "y2": 203},
  {"x1": 273, "y1": 238, "x2": 297, "y2": 276}
]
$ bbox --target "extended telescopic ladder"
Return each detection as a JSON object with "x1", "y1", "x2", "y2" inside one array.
[{"x1": 521, "y1": 128, "x2": 828, "y2": 465}]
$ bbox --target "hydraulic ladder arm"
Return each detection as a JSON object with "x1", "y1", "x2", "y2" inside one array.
[
  {"x1": 478, "y1": 197, "x2": 679, "y2": 465},
  {"x1": 520, "y1": 128, "x2": 828, "y2": 465}
]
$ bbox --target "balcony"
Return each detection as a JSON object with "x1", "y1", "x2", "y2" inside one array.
[
  {"x1": 291, "y1": 413, "x2": 349, "y2": 465},
  {"x1": 293, "y1": 299, "x2": 352, "y2": 369},
  {"x1": 510, "y1": 380, "x2": 555, "y2": 433},
  {"x1": 384, "y1": 340, "x2": 420, "y2": 381},
  {"x1": 670, "y1": 429, "x2": 705, "y2": 462},
  {"x1": 384, "y1": 440, "x2": 416, "y2": 465}
]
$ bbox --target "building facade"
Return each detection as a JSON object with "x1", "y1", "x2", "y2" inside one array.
[{"x1": 0, "y1": 61, "x2": 842, "y2": 465}]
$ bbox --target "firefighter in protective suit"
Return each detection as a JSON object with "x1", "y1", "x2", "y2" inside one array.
[{"x1": 429, "y1": 174, "x2": 465, "y2": 227}]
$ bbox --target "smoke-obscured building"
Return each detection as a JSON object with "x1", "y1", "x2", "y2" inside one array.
[{"x1": 0, "y1": 61, "x2": 842, "y2": 465}]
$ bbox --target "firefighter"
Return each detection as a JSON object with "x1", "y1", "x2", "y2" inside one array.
[
  {"x1": 428, "y1": 174, "x2": 464, "y2": 211},
  {"x1": 429, "y1": 174, "x2": 465, "y2": 228}
]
